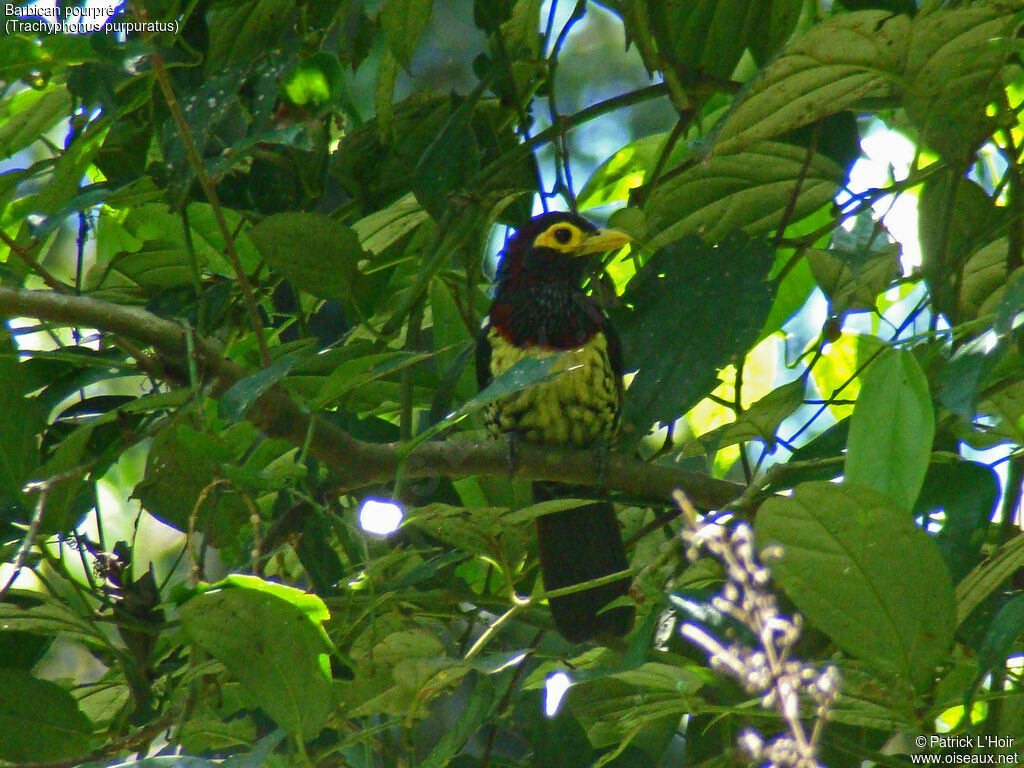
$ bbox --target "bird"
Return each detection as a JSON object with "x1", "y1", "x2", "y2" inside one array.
[{"x1": 475, "y1": 211, "x2": 635, "y2": 643}]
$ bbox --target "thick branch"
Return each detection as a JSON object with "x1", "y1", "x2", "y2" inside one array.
[{"x1": 0, "y1": 288, "x2": 743, "y2": 509}]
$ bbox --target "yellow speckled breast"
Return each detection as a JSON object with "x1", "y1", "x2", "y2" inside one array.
[{"x1": 485, "y1": 327, "x2": 621, "y2": 447}]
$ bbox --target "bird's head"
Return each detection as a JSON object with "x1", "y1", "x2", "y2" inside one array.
[{"x1": 495, "y1": 212, "x2": 632, "y2": 286}]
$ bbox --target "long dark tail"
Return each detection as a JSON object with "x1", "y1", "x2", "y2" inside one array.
[{"x1": 534, "y1": 482, "x2": 634, "y2": 643}]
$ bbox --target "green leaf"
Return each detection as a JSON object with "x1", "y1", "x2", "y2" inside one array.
[
  {"x1": 578, "y1": 133, "x2": 678, "y2": 211},
  {"x1": 0, "y1": 669, "x2": 93, "y2": 763},
  {"x1": 219, "y1": 349, "x2": 307, "y2": 423},
  {"x1": 180, "y1": 586, "x2": 332, "y2": 740},
  {"x1": 0, "y1": 599, "x2": 97, "y2": 645},
  {"x1": 807, "y1": 244, "x2": 901, "y2": 317},
  {"x1": 645, "y1": 141, "x2": 844, "y2": 248},
  {"x1": 314, "y1": 351, "x2": 434, "y2": 408},
  {"x1": 93, "y1": 247, "x2": 196, "y2": 294},
  {"x1": 612, "y1": 233, "x2": 775, "y2": 441},
  {"x1": 917, "y1": 460, "x2": 998, "y2": 584},
  {"x1": 648, "y1": 0, "x2": 802, "y2": 81},
  {"x1": 430, "y1": 278, "x2": 476, "y2": 403},
  {"x1": 380, "y1": 0, "x2": 436, "y2": 70},
  {"x1": 447, "y1": 354, "x2": 568, "y2": 424},
  {"x1": 0, "y1": 326, "x2": 42, "y2": 499},
  {"x1": 133, "y1": 424, "x2": 251, "y2": 546},
  {"x1": 700, "y1": 378, "x2": 805, "y2": 450},
  {"x1": 32, "y1": 117, "x2": 109, "y2": 217},
  {"x1": 202, "y1": 574, "x2": 331, "y2": 625},
  {"x1": 0, "y1": 87, "x2": 71, "y2": 161},
  {"x1": 249, "y1": 212, "x2": 365, "y2": 300},
  {"x1": 845, "y1": 348, "x2": 934, "y2": 511},
  {"x1": 903, "y1": 7, "x2": 1020, "y2": 164},
  {"x1": 755, "y1": 481, "x2": 955, "y2": 691},
  {"x1": 412, "y1": 99, "x2": 482, "y2": 220},
  {"x1": 919, "y1": 172, "x2": 1004, "y2": 324},
  {"x1": 353, "y1": 192, "x2": 430, "y2": 254},
  {"x1": 206, "y1": 0, "x2": 294, "y2": 70},
  {"x1": 420, "y1": 674, "x2": 494, "y2": 768},
  {"x1": 977, "y1": 593, "x2": 1024, "y2": 679},
  {"x1": 282, "y1": 53, "x2": 341, "y2": 108},
  {"x1": 713, "y1": 11, "x2": 906, "y2": 155},
  {"x1": 956, "y1": 534, "x2": 1024, "y2": 626}
]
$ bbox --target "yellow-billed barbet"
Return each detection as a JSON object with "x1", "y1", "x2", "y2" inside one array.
[{"x1": 475, "y1": 212, "x2": 635, "y2": 642}]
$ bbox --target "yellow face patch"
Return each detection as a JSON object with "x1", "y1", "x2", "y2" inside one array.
[
  {"x1": 533, "y1": 221, "x2": 587, "y2": 252},
  {"x1": 485, "y1": 327, "x2": 621, "y2": 447},
  {"x1": 533, "y1": 224, "x2": 633, "y2": 257}
]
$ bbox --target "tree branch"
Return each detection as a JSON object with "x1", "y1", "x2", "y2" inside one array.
[{"x1": 0, "y1": 287, "x2": 743, "y2": 510}]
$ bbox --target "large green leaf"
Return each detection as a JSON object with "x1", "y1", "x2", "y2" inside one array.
[
  {"x1": 412, "y1": 99, "x2": 482, "y2": 220},
  {"x1": 845, "y1": 348, "x2": 934, "y2": 512},
  {"x1": 713, "y1": 11, "x2": 905, "y2": 154},
  {"x1": 249, "y1": 212, "x2": 365, "y2": 301},
  {"x1": 756, "y1": 481, "x2": 955, "y2": 691},
  {"x1": 133, "y1": 424, "x2": 252, "y2": 546},
  {"x1": 903, "y1": 7, "x2": 1020, "y2": 164},
  {"x1": 180, "y1": 584, "x2": 332, "y2": 740},
  {"x1": 648, "y1": 0, "x2": 802, "y2": 80},
  {"x1": 0, "y1": 669, "x2": 93, "y2": 763},
  {"x1": 206, "y1": 0, "x2": 294, "y2": 70},
  {"x1": 612, "y1": 233, "x2": 776, "y2": 442},
  {"x1": 645, "y1": 141, "x2": 844, "y2": 248}
]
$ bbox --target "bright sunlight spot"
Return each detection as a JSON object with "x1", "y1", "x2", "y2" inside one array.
[
  {"x1": 843, "y1": 122, "x2": 922, "y2": 270},
  {"x1": 358, "y1": 498, "x2": 404, "y2": 536},
  {"x1": 544, "y1": 671, "x2": 572, "y2": 717}
]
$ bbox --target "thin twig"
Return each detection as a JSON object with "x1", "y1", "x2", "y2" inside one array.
[
  {"x1": 0, "y1": 470, "x2": 88, "y2": 600},
  {"x1": 0, "y1": 229, "x2": 70, "y2": 293}
]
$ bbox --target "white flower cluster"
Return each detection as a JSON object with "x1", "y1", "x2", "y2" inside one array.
[{"x1": 677, "y1": 501, "x2": 840, "y2": 768}]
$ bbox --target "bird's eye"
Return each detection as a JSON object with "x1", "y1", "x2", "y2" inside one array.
[{"x1": 553, "y1": 227, "x2": 573, "y2": 244}]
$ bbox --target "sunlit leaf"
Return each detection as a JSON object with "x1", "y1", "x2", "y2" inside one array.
[
  {"x1": 0, "y1": 87, "x2": 70, "y2": 161},
  {"x1": 845, "y1": 348, "x2": 934, "y2": 512},
  {"x1": 645, "y1": 141, "x2": 844, "y2": 248},
  {"x1": 713, "y1": 11, "x2": 906, "y2": 154},
  {"x1": 181, "y1": 586, "x2": 332, "y2": 740},
  {"x1": 903, "y1": 7, "x2": 1020, "y2": 164},
  {"x1": 756, "y1": 481, "x2": 955, "y2": 691},
  {"x1": 700, "y1": 378, "x2": 804, "y2": 450}
]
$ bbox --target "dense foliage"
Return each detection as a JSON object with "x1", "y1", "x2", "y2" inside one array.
[{"x1": 0, "y1": 0, "x2": 1023, "y2": 765}]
